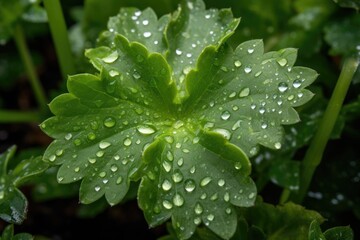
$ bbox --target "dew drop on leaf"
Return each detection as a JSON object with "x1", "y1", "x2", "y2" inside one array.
[
  {"x1": 194, "y1": 217, "x2": 201, "y2": 225},
  {"x1": 261, "y1": 123, "x2": 268, "y2": 129},
  {"x1": 99, "y1": 171, "x2": 106, "y2": 178},
  {"x1": 278, "y1": 82, "x2": 288, "y2": 92},
  {"x1": 103, "y1": 117, "x2": 116, "y2": 128},
  {"x1": 176, "y1": 49, "x2": 182, "y2": 55},
  {"x1": 143, "y1": 32, "x2": 152, "y2": 38},
  {"x1": 133, "y1": 72, "x2": 141, "y2": 79},
  {"x1": 194, "y1": 203, "x2": 203, "y2": 214},
  {"x1": 172, "y1": 171, "x2": 183, "y2": 183},
  {"x1": 207, "y1": 214, "x2": 215, "y2": 221},
  {"x1": 221, "y1": 111, "x2": 231, "y2": 120},
  {"x1": 277, "y1": 58, "x2": 287, "y2": 67},
  {"x1": 116, "y1": 176, "x2": 123, "y2": 184},
  {"x1": 64, "y1": 133, "x2": 72, "y2": 140},
  {"x1": 190, "y1": 166, "x2": 196, "y2": 174},
  {"x1": 239, "y1": 87, "x2": 250, "y2": 97},
  {"x1": 292, "y1": 79, "x2": 302, "y2": 88},
  {"x1": 137, "y1": 125, "x2": 155, "y2": 135},
  {"x1": 259, "y1": 107, "x2": 266, "y2": 114},
  {"x1": 234, "y1": 162, "x2": 242, "y2": 170},
  {"x1": 274, "y1": 142, "x2": 282, "y2": 149},
  {"x1": 200, "y1": 177, "x2": 212, "y2": 187},
  {"x1": 225, "y1": 207, "x2": 232, "y2": 214},
  {"x1": 163, "y1": 161, "x2": 172, "y2": 172},
  {"x1": 95, "y1": 186, "x2": 101, "y2": 192},
  {"x1": 162, "y1": 179, "x2": 172, "y2": 191},
  {"x1": 109, "y1": 70, "x2": 119, "y2": 77},
  {"x1": 224, "y1": 192, "x2": 230, "y2": 202},
  {"x1": 213, "y1": 128, "x2": 231, "y2": 140},
  {"x1": 74, "y1": 167, "x2": 80, "y2": 172},
  {"x1": 99, "y1": 141, "x2": 111, "y2": 149},
  {"x1": 173, "y1": 194, "x2": 184, "y2": 207},
  {"x1": 123, "y1": 138, "x2": 132, "y2": 146},
  {"x1": 87, "y1": 132, "x2": 96, "y2": 140},
  {"x1": 73, "y1": 139, "x2": 82, "y2": 146},
  {"x1": 248, "y1": 192, "x2": 255, "y2": 199},
  {"x1": 234, "y1": 60, "x2": 242, "y2": 67},
  {"x1": 244, "y1": 67, "x2": 252, "y2": 74},
  {"x1": 184, "y1": 179, "x2": 196, "y2": 192},
  {"x1": 177, "y1": 158, "x2": 184, "y2": 167},
  {"x1": 102, "y1": 51, "x2": 118, "y2": 63},
  {"x1": 96, "y1": 151, "x2": 104, "y2": 157},
  {"x1": 49, "y1": 155, "x2": 56, "y2": 162},
  {"x1": 110, "y1": 165, "x2": 118, "y2": 172},
  {"x1": 247, "y1": 48, "x2": 254, "y2": 54},
  {"x1": 88, "y1": 158, "x2": 96, "y2": 164},
  {"x1": 217, "y1": 179, "x2": 225, "y2": 187},
  {"x1": 163, "y1": 200, "x2": 173, "y2": 209}
]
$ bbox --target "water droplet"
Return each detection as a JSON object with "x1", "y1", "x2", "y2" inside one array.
[
  {"x1": 234, "y1": 162, "x2": 242, "y2": 170},
  {"x1": 194, "y1": 217, "x2": 201, "y2": 225},
  {"x1": 49, "y1": 155, "x2": 56, "y2": 162},
  {"x1": 221, "y1": 111, "x2": 231, "y2": 120},
  {"x1": 142, "y1": 20, "x2": 149, "y2": 25},
  {"x1": 74, "y1": 167, "x2": 80, "y2": 172},
  {"x1": 162, "y1": 179, "x2": 172, "y2": 191},
  {"x1": 99, "y1": 172, "x2": 106, "y2": 178},
  {"x1": 200, "y1": 177, "x2": 212, "y2": 187},
  {"x1": 247, "y1": 48, "x2": 254, "y2": 54},
  {"x1": 163, "y1": 161, "x2": 172, "y2": 172},
  {"x1": 88, "y1": 158, "x2": 96, "y2": 164},
  {"x1": 99, "y1": 141, "x2": 111, "y2": 149},
  {"x1": 104, "y1": 117, "x2": 116, "y2": 128},
  {"x1": 186, "y1": 53, "x2": 192, "y2": 58},
  {"x1": 287, "y1": 95, "x2": 295, "y2": 101},
  {"x1": 173, "y1": 194, "x2": 184, "y2": 207},
  {"x1": 64, "y1": 133, "x2": 72, "y2": 140},
  {"x1": 110, "y1": 165, "x2": 118, "y2": 172},
  {"x1": 184, "y1": 179, "x2": 196, "y2": 192},
  {"x1": 218, "y1": 179, "x2": 225, "y2": 187},
  {"x1": 248, "y1": 192, "x2": 255, "y2": 199},
  {"x1": 166, "y1": 151, "x2": 174, "y2": 161},
  {"x1": 259, "y1": 107, "x2": 266, "y2": 114},
  {"x1": 163, "y1": 200, "x2": 173, "y2": 209},
  {"x1": 133, "y1": 72, "x2": 141, "y2": 79},
  {"x1": 116, "y1": 176, "x2": 123, "y2": 184},
  {"x1": 226, "y1": 208, "x2": 232, "y2": 214},
  {"x1": 234, "y1": 60, "x2": 242, "y2": 67},
  {"x1": 177, "y1": 158, "x2": 184, "y2": 167},
  {"x1": 293, "y1": 79, "x2": 302, "y2": 88},
  {"x1": 95, "y1": 186, "x2": 101, "y2": 192},
  {"x1": 261, "y1": 123, "x2": 268, "y2": 129},
  {"x1": 277, "y1": 58, "x2": 287, "y2": 67},
  {"x1": 123, "y1": 138, "x2": 132, "y2": 146},
  {"x1": 255, "y1": 71, "x2": 262, "y2": 77},
  {"x1": 244, "y1": 67, "x2": 252, "y2": 74},
  {"x1": 274, "y1": 142, "x2": 282, "y2": 149},
  {"x1": 102, "y1": 51, "x2": 118, "y2": 63},
  {"x1": 90, "y1": 120, "x2": 99, "y2": 130},
  {"x1": 73, "y1": 139, "x2": 82, "y2": 146},
  {"x1": 210, "y1": 193, "x2": 218, "y2": 201},
  {"x1": 87, "y1": 132, "x2": 96, "y2": 140},
  {"x1": 207, "y1": 214, "x2": 214, "y2": 221},
  {"x1": 239, "y1": 87, "x2": 250, "y2": 97},
  {"x1": 176, "y1": 49, "x2": 182, "y2": 55},
  {"x1": 109, "y1": 70, "x2": 119, "y2": 77},
  {"x1": 278, "y1": 82, "x2": 288, "y2": 93},
  {"x1": 190, "y1": 166, "x2": 196, "y2": 174},
  {"x1": 172, "y1": 172, "x2": 183, "y2": 183},
  {"x1": 192, "y1": 137, "x2": 200, "y2": 144},
  {"x1": 165, "y1": 136, "x2": 174, "y2": 143},
  {"x1": 224, "y1": 192, "x2": 230, "y2": 202},
  {"x1": 143, "y1": 32, "x2": 152, "y2": 38},
  {"x1": 96, "y1": 151, "x2": 104, "y2": 157},
  {"x1": 194, "y1": 203, "x2": 203, "y2": 214},
  {"x1": 232, "y1": 120, "x2": 242, "y2": 131}
]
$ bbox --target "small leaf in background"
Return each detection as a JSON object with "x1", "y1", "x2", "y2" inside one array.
[
  {"x1": 0, "y1": 224, "x2": 33, "y2": 240},
  {"x1": 308, "y1": 220, "x2": 354, "y2": 240},
  {"x1": 0, "y1": 146, "x2": 48, "y2": 224},
  {"x1": 240, "y1": 200, "x2": 324, "y2": 240},
  {"x1": 333, "y1": 0, "x2": 360, "y2": 11},
  {"x1": 41, "y1": 0, "x2": 317, "y2": 238}
]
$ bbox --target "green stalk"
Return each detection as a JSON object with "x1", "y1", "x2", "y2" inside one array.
[
  {"x1": 0, "y1": 110, "x2": 40, "y2": 123},
  {"x1": 43, "y1": 0, "x2": 75, "y2": 79},
  {"x1": 288, "y1": 58, "x2": 359, "y2": 204},
  {"x1": 13, "y1": 24, "x2": 47, "y2": 110}
]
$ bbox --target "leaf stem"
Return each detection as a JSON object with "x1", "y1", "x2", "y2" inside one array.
[
  {"x1": 288, "y1": 57, "x2": 359, "y2": 204},
  {"x1": 0, "y1": 110, "x2": 41, "y2": 123},
  {"x1": 43, "y1": 0, "x2": 76, "y2": 79},
  {"x1": 13, "y1": 24, "x2": 47, "y2": 111}
]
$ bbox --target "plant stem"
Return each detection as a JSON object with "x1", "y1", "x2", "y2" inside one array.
[
  {"x1": 43, "y1": 0, "x2": 76, "y2": 79},
  {"x1": 287, "y1": 57, "x2": 359, "y2": 204},
  {"x1": 0, "y1": 110, "x2": 40, "y2": 123},
  {"x1": 13, "y1": 24, "x2": 47, "y2": 111}
]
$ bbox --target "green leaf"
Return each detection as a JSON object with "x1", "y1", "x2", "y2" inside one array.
[
  {"x1": 0, "y1": 224, "x2": 33, "y2": 240},
  {"x1": 324, "y1": 226, "x2": 353, "y2": 240},
  {"x1": 333, "y1": 0, "x2": 360, "y2": 10},
  {"x1": 241, "y1": 200, "x2": 324, "y2": 240},
  {"x1": 308, "y1": 220, "x2": 326, "y2": 240},
  {"x1": 0, "y1": 146, "x2": 48, "y2": 224},
  {"x1": 41, "y1": 0, "x2": 317, "y2": 238},
  {"x1": 268, "y1": 160, "x2": 300, "y2": 190}
]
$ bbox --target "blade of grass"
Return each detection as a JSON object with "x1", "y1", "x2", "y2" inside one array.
[
  {"x1": 43, "y1": 0, "x2": 76, "y2": 79},
  {"x1": 285, "y1": 57, "x2": 359, "y2": 204},
  {"x1": 13, "y1": 24, "x2": 47, "y2": 111}
]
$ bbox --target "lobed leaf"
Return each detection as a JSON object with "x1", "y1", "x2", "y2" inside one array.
[{"x1": 41, "y1": 0, "x2": 317, "y2": 238}]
